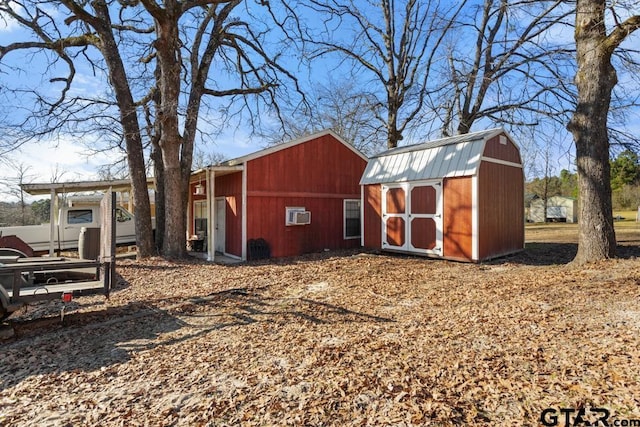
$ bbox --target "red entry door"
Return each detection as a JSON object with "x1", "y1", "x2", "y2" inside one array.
[{"x1": 382, "y1": 181, "x2": 442, "y2": 255}]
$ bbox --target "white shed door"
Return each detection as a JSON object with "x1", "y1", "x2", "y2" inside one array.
[
  {"x1": 382, "y1": 181, "x2": 442, "y2": 255},
  {"x1": 547, "y1": 206, "x2": 567, "y2": 219}
]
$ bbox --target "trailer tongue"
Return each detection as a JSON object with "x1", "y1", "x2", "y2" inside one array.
[
  {"x1": 0, "y1": 192, "x2": 117, "y2": 323},
  {"x1": 0, "y1": 256, "x2": 112, "y2": 320}
]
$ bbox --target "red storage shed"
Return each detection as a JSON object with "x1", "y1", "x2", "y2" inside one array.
[
  {"x1": 188, "y1": 130, "x2": 368, "y2": 261},
  {"x1": 360, "y1": 128, "x2": 524, "y2": 262}
]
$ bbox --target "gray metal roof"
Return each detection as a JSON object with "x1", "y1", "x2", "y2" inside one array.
[
  {"x1": 21, "y1": 177, "x2": 156, "y2": 196},
  {"x1": 360, "y1": 128, "x2": 504, "y2": 185}
]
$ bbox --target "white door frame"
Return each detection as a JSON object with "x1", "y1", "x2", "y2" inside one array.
[
  {"x1": 382, "y1": 180, "x2": 443, "y2": 255},
  {"x1": 381, "y1": 184, "x2": 408, "y2": 251},
  {"x1": 214, "y1": 197, "x2": 226, "y2": 254}
]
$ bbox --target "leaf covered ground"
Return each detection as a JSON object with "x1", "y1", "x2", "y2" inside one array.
[{"x1": 1, "y1": 226, "x2": 640, "y2": 426}]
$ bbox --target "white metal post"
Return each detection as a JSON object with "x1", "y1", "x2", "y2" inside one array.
[
  {"x1": 48, "y1": 189, "x2": 56, "y2": 256},
  {"x1": 207, "y1": 169, "x2": 215, "y2": 262},
  {"x1": 241, "y1": 166, "x2": 247, "y2": 261}
]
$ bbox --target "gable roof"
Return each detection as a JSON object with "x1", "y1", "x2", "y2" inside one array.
[
  {"x1": 220, "y1": 129, "x2": 368, "y2": 167},
  {"x1": 360, "y1": 128, "x2": 511, "y2": 185}
]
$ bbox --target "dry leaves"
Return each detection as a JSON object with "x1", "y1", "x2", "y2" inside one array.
[{"x1": 1, "y1": 238, "x2": 640, "y2": 426}]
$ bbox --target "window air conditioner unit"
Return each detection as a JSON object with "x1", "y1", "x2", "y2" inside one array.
[
  {"x1": 286, "y1": 207, "x2": 311, "y2": 225},
  {"x1": 293, "y1": 211, "x2": 311, "y2": 225}
]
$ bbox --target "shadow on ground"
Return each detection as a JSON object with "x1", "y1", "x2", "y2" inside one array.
[
  {"x1": 1, "y1": 287, "x2": 392, "y2": 390},
  {"x1": 496, "y1": 242, "x2": 578, "y2": 266},
  {"x1": 493, "y1": 241, "x2": 640, "y2": 266}
]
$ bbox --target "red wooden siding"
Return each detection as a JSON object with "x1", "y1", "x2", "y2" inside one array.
[
  {"x1": 214, "y1": 172, "x2": 243, "y2": 257},
  {"x1": 443, "y1": 177, "x2": 473, "y2": 261},
  {"x1": 246, "y1": 134, "x2": 366, "y2": 258},
  {"x1": 386, "y1": 188, "x2": 405, "y2": 214},
  {"x1": 361, "y1": 130, "x2": 523, "y2": 262},
  {"x1": 247, "y1": 134, "x2": 365, "y2": 195},
  {"x1": 477, "y1": 162, "x2": 524, "y2": 260},
  {"x1": 411, "y1": 218, "x2": 436, "y2": 250},
  {"x1": 246, "y1": 196, "x2": 361, "y2": 258},
  {"x1": 483, "y1": 134, "x2": 521, "y2": 164},
  {"x1": 411, "y1": 186, "x2": 437, "y2": 214},
  {"x1": 386, "y1": 216, "x2": 405, "y2": 247},
  {"x1": 363, "y1": 185, "x2": 382, "y2": 249},
  {"x1": 215, "y1": 172, "x2": 242, "y2": 196}
]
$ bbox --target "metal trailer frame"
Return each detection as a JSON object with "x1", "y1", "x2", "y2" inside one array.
[
  {"x1": 0, "y1": 191, "x2": 117, "y2": 321},
  {"x1": 0, "y1": 258, "x2": 112, "y2": 319}
]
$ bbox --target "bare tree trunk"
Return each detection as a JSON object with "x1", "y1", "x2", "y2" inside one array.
[
  {"x1": 457, "y1": 116, "x2": 472, "y2": 135},
  {"x1": 155, "y1": 12, "x2": 187, "y2": 258},
  {"x1": 543, "y1": 146, "x2": 550, "y2": 222},
  {"x1": 162, "y1": 150, "x2": 186, "y2": 258},
  {"x1": 93, "y1": 2, "x2": 155, "y2": 258},
  {"x1": 2, "y1": 0, "x2": 303, "y2": 262},
  {"x1": 151, "y1": 144, "x2": 165, "y2": 253},
  {"x1": 567, "y1": 0, "x2": 617, "y2": 263},
  {"x1": 386, "y1": 97, "x2": 401, "y2": 149},
  {"x1": 123, "y1": 118, "x2": 155, "y2": 259}
]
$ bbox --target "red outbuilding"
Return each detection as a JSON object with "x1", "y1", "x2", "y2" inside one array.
[
  {"x1": 188, "y1": 130, "x2": 368, "y2": 261},
  {"x1": 360, "y1": 128, "x2": 524, "y2": 262}
]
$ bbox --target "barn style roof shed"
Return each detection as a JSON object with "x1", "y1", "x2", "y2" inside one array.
[{"x1": 360, "y1": 128, "x2": 524, "y2": 262}]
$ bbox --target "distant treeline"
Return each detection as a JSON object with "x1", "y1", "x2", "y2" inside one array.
[
  {"x1": 0, "y1": 200, "x2": 50, "y2": 227},
  {"x1": 526, "y1": 150, "x2": 640, "y2": 211}
]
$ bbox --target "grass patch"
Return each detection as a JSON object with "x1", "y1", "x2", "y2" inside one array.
[{"x1": 613, "y1": 210, "x2": 638, "y2": 223}]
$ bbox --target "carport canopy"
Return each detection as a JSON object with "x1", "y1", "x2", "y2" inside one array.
[{"x1": 19, "y1": 178, "x2": 155, "y2": 255}]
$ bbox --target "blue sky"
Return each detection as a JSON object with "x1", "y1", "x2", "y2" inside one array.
[
  {"x1": 0, "y1": 1, "x2": 639, "y2": 203},
  {"x1": 0, "y1": 3, "x2": 277, "y2": 201}
]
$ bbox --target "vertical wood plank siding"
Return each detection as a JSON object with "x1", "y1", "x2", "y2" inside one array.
[
  {"x1": 411, "y1": 218, "x2": 436, "y2": 250},
  {"x1": 363, "y1": 185, "x2": 382, "y2": 248},
  {"x1": 411, "y1": 186, "x2": 437, "y2": 214},
  {"x1": 483, "y1": 135, "x2": 522, "y2": 164},
  {"x1": 214, "y1": 173, "x2": 243, "y2": 257},
  {"x1": 477, "y1": 161, "x2": 524, "y2": 260},
  {"x1": 386, "y1": 187, "x2": 406, "y2": 214},
  {"x1": 443, "y1": 177, "x2": 473, "y2": 260},
  {"x1": 386, "y1": 217, "x2": 405, "y2": 247},
  {"x1": 245, "y1": 134, "x2": 367, "y2": 258}
]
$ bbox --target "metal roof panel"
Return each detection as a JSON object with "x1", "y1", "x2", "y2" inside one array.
[{"x1": 360, "y1": 128, "x2": 506, "y2": 185}]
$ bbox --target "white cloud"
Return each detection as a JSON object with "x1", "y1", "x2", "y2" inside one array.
[
  {"x1": 21, "y1": 139, "x2": 118, "y2": 181},
  {"x1": 0, "y1": 137, "x2": 125, "y2": 202},
  {"x1": 0, "y1": 129, "x2": 266, "y2": 202},
  {"x1": 0, "y1": 10, "x2": 21, "y2": 33}
]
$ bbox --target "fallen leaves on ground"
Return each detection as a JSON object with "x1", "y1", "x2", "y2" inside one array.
[{"x1": 1, "y1": 240, "x2": 640, "y2": 426}]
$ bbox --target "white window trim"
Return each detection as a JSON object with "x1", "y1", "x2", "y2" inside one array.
[
  {"x1": 344, "y1": 199, "x2": 361, "y2": 239},
  {"x1": 193, "y1": 200, "x2": 207, "y2": 237}
]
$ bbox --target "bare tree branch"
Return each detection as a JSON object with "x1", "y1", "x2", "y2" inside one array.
[{"x1": 300, "y1": 0, "x2": 467, "y2": 148}]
